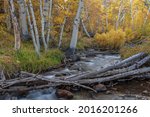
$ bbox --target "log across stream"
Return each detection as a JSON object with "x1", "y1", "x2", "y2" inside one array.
[{"x1": 0, "y1": 50, "x2": 150, "y2": 100}]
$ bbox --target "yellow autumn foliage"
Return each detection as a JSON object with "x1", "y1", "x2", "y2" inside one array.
[{"x1": 94, "y1": 29, "x2": 126, "y2": 49}]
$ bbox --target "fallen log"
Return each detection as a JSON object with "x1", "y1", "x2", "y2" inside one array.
[
  {"x1": 0, "y1": 74, "x2": 96, "y2": 92},
  {"x1": 87, "y1": 55, "x2": 150, "y2": 79},
  {"x1": 131, "y1": 74, "x2": 150, "y2": 79},
  {"x1": 77, "y1": 67, "x2": 150, "y2": 84},
  {"x1": 0, "y1": 84, "x2": 56, "y2": 93},
  {"x1": 68, "y1": 52, "x2": 146, "y2": 81}
]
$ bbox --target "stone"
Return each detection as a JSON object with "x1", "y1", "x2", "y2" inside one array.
[
  {"x1": 142, "y1": 90, "x2": 149, "y2": 94},
  {"x1": 93, "y1": 84, "x2": 107, "y2": 92},
  {"x1": 55, "y1": 89, "x2": 74, "y2": 99}
]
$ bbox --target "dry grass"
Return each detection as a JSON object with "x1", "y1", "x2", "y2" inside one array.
[
  {"x1": 94, "y1": 29, "x2": 126, "y2": 50},
  {"x1": 120, "y1": 40, "x2": 150, "y2": 58}
]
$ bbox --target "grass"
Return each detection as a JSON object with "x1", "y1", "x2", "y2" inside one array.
[
  {"x1": 120, "y1": 39, "x2": 150, "y2": 58},
  {"x1": 15, "y1": 48, "x2": 64, "y2": 73},
  {"x1": 0, "y1": 47, "x2": 64, "y2": 78},
  {"x1": 0, "y1": 30, "x2": 64, "y2": 78}
]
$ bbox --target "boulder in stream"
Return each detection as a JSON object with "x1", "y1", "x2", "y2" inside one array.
[
  {"x1": 55, "y1": 89, "x2": 74, "y2": 99},
  {"x1": 93, "y1": 84, "x2": 107, "y2": 92}
]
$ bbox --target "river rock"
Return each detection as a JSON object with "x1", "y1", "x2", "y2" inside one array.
[
  {"x1": 93, "y1": 84, "x2": 107, "y2": 92},
  {"x1": 55, "y1": 89, "x2": 74, "y2": 99},
  {"x1": 142, "y1": 90, "x2": 149, "y2": 95}
]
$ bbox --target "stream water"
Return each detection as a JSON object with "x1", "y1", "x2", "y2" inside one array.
[{"x1": 1, "y1": 51, "x2": 150, "y2": 100}]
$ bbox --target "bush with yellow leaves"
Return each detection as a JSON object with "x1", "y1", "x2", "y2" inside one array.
[{"x1": 94, "y1": 29, "x2": 126, "y2": 50}]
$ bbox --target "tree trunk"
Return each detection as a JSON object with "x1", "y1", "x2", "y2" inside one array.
[
  {"x1": 28, "y1": 0, "x2": 40, "y2": 51},
  {"x1": 9, "y1": 0, "x2": 21, "y2": 50},
  {"x1": 46, "y1": 0, "x2": 53, "y2": 45},
  {"x1": 58, "y1": 17, "x2": 66, "y2": 48},
  {"x1": 17, "y1": 0, "x2": 29, "y2": 39},
  {"x1": 116, "y1": 0, "x2": 123, "y2": 30},
  {"x1": 39, "y1": 0, "x2": 48, "y2": 51},
  {"x1": 81, "y1": 19, "x2": 91, "y2": 38},
  {"x1": 24, "y1": 0, "x2": 40, "y2": 56},
  {"x1": 43, "y1": 0, "x2": 49, "y2": 29},
  {"x1": 69, "y1": 0, "x2": 84, "y2": 55}
]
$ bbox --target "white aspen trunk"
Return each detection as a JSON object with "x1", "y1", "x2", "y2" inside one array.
[
  {"x1": 9, "y1": 0, "x2": 21, "y2": 50},
  {"x1": 43, "y1": 0, "x2": 49, "y2": 29},
  {"x1": 81, "y1": 2, "x2": 91, "y2": 38},
  {"x1": 46, "y1": 0, "x2": 53, "y2": 44},
  {"x1": 28, "y1": 0, "x2": 40, "y2": 50},
  {"x1": 24, "y1": 0, "x2": 40, "y2": 56},
  {"x1": 116, "y1": 0, "x2": 123, "y2": 30},
  {"x1": 58, "y1": 17, "x2": 66, "y2": 48},
  {"x1": 39, "y1": 0, "x2": 48, "y2": 51},
  {"x1": 81, "y1": 19, "x2": 91, "y2": 38},
  {"x1": 17, "y1": 0, "x2": 29, "y2": 39},
  {"x1": 69, "y1": 0, "x2": 84, "y2": 54}
]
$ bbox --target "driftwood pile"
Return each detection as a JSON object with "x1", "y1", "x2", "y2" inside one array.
[{"x1": 0, "y1": 52, "x2": 150, "y2": 93}]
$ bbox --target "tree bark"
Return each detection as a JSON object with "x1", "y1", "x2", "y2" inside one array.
[
  {"x1": 43, "y1": 0, "x2": 49, "y2": 29},
  {"x1": 69, "y1": 0, "x2": 84, "y2": 55},
  {"x1": 24, "y1": 0, "x2": 40, "y2": 56},
  {"x1": 81, "y1": 19, "x2": 91, "y2": 38},
  {"x1": 29, "y1": 0, "x2": 40, "y2": 51},
  {"x1": 17, "y1": 0, "x2": 29, "y2": 39},
  {"x1": 58, "y1": 17, "x2": 66, "y2": 48},
  {"x1": 46, "y1": 0, "x2": 53, "y2": 45},
  {"x1": 39, "y1": 0, "x2": 48, "y2": 51},
  {"x1": 9, "y1": 0, "x2": 21, "y2": 50},
  {"x1": 116, "y1": 0, "x2": 123, "y2": 30}
]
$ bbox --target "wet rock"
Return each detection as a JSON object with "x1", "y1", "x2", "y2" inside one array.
[
  {"x1": 55, "y1": 89, "x2": 74, "y2": 99},
  {"x1": 142, "y1": 90, "x2": 149, "y2": 95},
  {"x1": 80, "y1": 56, "x2": 87, "y2": 61},
  {"x1": 24, "y1": 88, "x2": 57, "y2": 100},
  {"x1": 106, "y1": 91, "x2": 112, "y2": 94},
  {"x1": 93, "y1": 84, "x2": 107, "y2": 92}
]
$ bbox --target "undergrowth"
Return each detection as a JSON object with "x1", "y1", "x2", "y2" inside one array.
[{"x1": 94, "y1": 29, "x2": 126, "y2": 50}]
